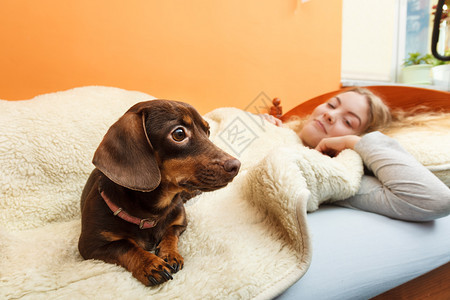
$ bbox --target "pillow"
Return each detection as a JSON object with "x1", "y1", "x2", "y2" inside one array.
[{"x1": 388, "y1": 127, "x2": 450, "y2": 186}]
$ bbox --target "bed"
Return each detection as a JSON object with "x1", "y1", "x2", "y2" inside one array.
[
  {"x1": 0, "y1": 85, "x2": 449, "y2": 299},
  {"x1": 272, "y1": 85, "x2": 450, "y2": 299}
]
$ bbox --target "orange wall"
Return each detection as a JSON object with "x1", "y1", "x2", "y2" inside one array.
[{"x1": 0, "y1": 0, "x2": 342, "y2": 114}]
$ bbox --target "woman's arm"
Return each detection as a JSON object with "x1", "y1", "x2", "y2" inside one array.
[
  {"x1": 334, "y1": 131, "x2": 450, "y2": 221},
  {"x1": 315, "y1": 135, "x2": 361, "y2": 157}
]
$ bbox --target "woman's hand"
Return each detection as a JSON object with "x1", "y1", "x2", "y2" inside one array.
[
  {"x1": 315, "y1": 135, "x2": 361, "y2": 157},
  {"x1": 259, "y1": 114, "x2": 283, "y2": 127}
]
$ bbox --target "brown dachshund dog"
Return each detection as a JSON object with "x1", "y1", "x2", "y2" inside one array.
[{"x1": 78, "y1": 100, "x2": 240, "y2": 286}]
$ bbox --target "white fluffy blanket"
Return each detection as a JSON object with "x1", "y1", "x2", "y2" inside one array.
[{"x1": 0, "y1": 86, "x2": 392, "y2": 299}]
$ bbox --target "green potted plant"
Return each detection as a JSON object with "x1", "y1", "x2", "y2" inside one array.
[{"x1": 401, "y1": 52, "x2": 433, "y2": 85}]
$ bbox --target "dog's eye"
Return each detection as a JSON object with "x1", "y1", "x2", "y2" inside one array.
[{"x1": 172, "y1": 128, "x2": 186, "y2": 142}]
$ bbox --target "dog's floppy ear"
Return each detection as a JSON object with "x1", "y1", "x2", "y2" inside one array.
[{"x1": 93, "y1": 110, "x2": 161, "y2": 192}]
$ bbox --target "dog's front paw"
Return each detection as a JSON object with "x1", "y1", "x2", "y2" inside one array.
[
  {"x1": 156, "y1": 248, "x2": 184, "y2": 273},
  {"x1": 133, "y1": 253, "x2": 175, "y2": 286}
]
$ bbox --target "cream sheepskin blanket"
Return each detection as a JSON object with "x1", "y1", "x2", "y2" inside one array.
[{"x1": 1, "y1": 86, "x2": 448, "y2": 299}]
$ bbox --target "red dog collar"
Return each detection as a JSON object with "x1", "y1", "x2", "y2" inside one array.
[{"x1": 100, "y1": 191, "x2": 157, "y2": 229}]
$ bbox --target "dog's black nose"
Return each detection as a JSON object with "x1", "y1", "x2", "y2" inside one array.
[{"x1": 223, "y1": 159, "x2": 241, "y2": 176}]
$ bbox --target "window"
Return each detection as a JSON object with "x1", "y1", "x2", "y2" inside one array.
[{"x1": 341, "y1": 0, "x2": 446, "y2": 88}]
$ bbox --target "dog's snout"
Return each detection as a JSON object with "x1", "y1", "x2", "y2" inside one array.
[{"x1": 224, "y1": 159, "x2": 241, "y2": 176}]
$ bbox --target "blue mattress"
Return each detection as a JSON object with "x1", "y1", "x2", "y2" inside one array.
[{"x1": 275, "y1": 205, "x2": 450, "y2": 299}]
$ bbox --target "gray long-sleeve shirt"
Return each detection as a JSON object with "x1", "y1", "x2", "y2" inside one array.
[{"x1": 335, "y1": 131, "x2": 450, "y2": 222}]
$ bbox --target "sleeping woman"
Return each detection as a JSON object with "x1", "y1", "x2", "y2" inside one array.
[{"x1": 262, "y1": 87, "x2": 450, "y2": 222}]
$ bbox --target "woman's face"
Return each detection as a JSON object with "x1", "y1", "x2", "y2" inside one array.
[{"x1": 299, "y1": 91, "x2": 370, "y2": 148}]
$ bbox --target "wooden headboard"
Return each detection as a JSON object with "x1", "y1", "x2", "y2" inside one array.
[{"x1": 271, "y1": 86, "x2": 450, "y2": 122}]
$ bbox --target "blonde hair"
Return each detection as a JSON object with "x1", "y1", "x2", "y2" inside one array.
[
  {"x1": 285, "y1": 87, "x2": 392, "y2": 135},
  {"x1": 351, "y1": 88, "x2": 450, "y2": 134},
  {"x1": 353, "y1": 87, "x2": 392, "y2": 132},
  {"x1": 385, "y1": 106, "x2": 450, "y2": 135}
]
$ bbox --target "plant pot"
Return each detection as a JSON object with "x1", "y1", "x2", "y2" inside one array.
[
  {"x1": 401, "y1": 64, "x2": 432, "y2": 85},
  {"x1": 432, "y1": 64, "x2": 450, "y2": 89}
]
